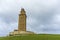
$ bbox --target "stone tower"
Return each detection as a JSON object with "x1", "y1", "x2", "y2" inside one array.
[
  {"x1": 9, "y1": 8, "x2": 35, "y2": 36},
  {"x1": 18, "y1": 8, "x2": 26, "y2": 31}
]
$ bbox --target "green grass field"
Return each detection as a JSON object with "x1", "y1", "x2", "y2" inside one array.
[{"x1": 0, "y1": 34, "x2": 60, "y2": 40}]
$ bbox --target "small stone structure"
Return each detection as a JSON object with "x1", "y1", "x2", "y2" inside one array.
[{"x1": 9, "y1": 8, "x2": 35, "y2": 36}]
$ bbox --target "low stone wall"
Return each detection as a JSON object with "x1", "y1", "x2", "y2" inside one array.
[{"x1": 9, "y1": 31, "x2": 35, "y2": 36}]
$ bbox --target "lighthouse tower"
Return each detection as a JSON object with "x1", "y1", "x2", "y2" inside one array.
[
  {"x1": 9, "y1": 8, "x2": 35, "y2": 36},
  {"x1": 18, "y1": 8, "x2": 26, "y2": 31}
]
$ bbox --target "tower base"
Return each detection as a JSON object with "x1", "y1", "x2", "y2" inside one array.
[{"x1": 9, "y1": 30, "x2": 35, "y2": 36}]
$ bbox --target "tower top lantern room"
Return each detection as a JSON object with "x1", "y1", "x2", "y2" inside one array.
[{"x1": 20, "y1": 8, "x2": 26, "y2": 14}]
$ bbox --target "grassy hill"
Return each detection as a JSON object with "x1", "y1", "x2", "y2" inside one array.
[{"x1": 0, "y1": 34, "x2": 60, "y2": 40}]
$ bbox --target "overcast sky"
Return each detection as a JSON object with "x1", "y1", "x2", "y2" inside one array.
[{"x1": 0, "y1": 0, "x2": 60, "y2": 36}]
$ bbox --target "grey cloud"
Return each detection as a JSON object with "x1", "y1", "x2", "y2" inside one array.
[{"x1": 0, "y1": 0, "x2": 60, "y2": 36}]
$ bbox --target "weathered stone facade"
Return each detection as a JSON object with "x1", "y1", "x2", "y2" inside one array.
[{"x1": 18, "y1": 8, "x2": 26, "y2": 31}]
